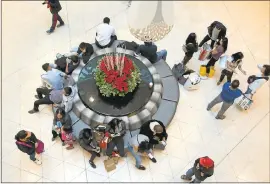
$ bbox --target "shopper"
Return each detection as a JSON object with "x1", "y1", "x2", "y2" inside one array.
[
  {"x1": 54, "y1": 55, "x2": 80, "y2": 75},
  {"x1": 41, "y1": 63, "x2": 66, "y2": 90},
  {"x1": 28, "y1": 87, "x2": 63, "y2": 114},
  {"x1": 15, "y1": 130, "x2": 42, "y2": 165},
  {"x1": 182, "y1": 33, "x2": 198, "y2": 66},
  {"x1": 245, "y1": 64, "x2": 270, "y2": 99},
  {"x1": 43, "y1": 0, "x2": 64, "y2": 34},
  {"x1": 79, "y1": 128, "x2": 101, "y2": 168},
  {"x1": 199, "y1": 21, "x2": 227, "y2": 49},
  {"x1": 181, "y1": 156, "x2": 214, "y2": 183},
  {"x1": 218, "y1": 52, "x2": 247, "y2": 85},
  {"x1": 95, "y1": 17, "x2": 117, "y2": 49},
  {"x1": 136, "y1": 42, "x2": 167, "y2": 63},
  {"x1": 106, "y1": 118, "x2": 126, "y2": 157},
  {"x1": 77, "y1": 42, "x2": 94, "y2": 64},
  {"x1": 139, "y1": 119, "x2": 168, "y2": 148},
  {"x1": 207, "y1": 80, "x2": 242, "y2": 120},
  {"x1": 60, "y1": 86, "x2": 77, "y2": 113},
  {"x1": 128, "y1": 134, "x2": 157, "y2": 170},
  {"x1": 61, "y1": 124, "x2": 74, "y2": 150},
  {"x1": 52, "y1": 108, "x2": 72, "y2": 145},
  {"x1": 205, "y1": 37, "x2": 228, "y2": 76}
]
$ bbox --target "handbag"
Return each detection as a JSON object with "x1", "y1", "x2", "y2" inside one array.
[
  {"x1": 219, "y1": 55, "x2": 228, "y2": 70},
  {"x1": 198, "y1": 43, "x2": 211, "y2": 61},
  {"x1": 36, "y1": 140, "x2": 44, "y2": 154}
]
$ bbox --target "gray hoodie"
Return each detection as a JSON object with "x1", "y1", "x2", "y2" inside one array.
[{"x1": 60, "y1": 86, "x2": 77, "y2": 112}]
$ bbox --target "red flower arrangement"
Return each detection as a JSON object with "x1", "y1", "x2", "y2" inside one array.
[{"x1": 95, "y1": 54, "x2": 141, "y2": 97}]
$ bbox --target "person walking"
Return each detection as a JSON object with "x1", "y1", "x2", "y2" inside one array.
[
  {"x1": 43, "y1": 0, "x2": 64, "y2": 34},
  {"x1": 182, "y1": 33, "x2": 198, "y2": 66},
  {"x1": 207, "y1": 80, "x2": 242, "y2": 120},
  {"x1": 78, "y1": 128, "x2": 101, "y2": 168},
  {"x1": 181, "y1": 156, "x2": 214, "y2": 183},
  {"x1": 217, "y1": 52, "x2": 246, "y2": 85},
  {"x1": 245, "y1": 64, "x2": 270, "y2": 99},
  {"x1": 199, "y1": 21, "x2": 227, "y2": 49},
  {"x1": 127, "y1": 134, "x2": 157, "y2": 170},
  {"x1": 15, "y1": 130, "x2": 43, "y2": 165},
  {"x1": 106, "y1": 118, "x2": 126, "y2": 157},
  {"x1": 205, "y1": 37, "x2": 228, "y2": 76}
]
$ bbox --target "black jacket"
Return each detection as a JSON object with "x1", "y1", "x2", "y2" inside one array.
[
  {"x1": 16, "y1": 133, "x2": 37, "y2": 155},
  {"x1": 78, "y1": 129, "x2": 99, "y2": 152},
  {"x1": 53, "y1": 113, "x2": 72, "y2": 127},
  {"x1": 137, "y1": 44, "x2": 157, "y2": 63},
  {"x1": 193, "y1": 157, "x2": 214, "y2": 181},
  {"x1": 185, "y1": 43, "x2": 198, "y2": 57},
  {"x1": 106, "y1": 120, "x2": 126, "y2": 137},
  {"x1": 48, "y1": 0, "x2": 62, "y2": 14},
  {"x1": 139, "y1": 120, "x2": 168, "y2": 145},
  {"x1": 55, "y1": 56, "x2": 79, "y2": 75},
  {"x1": 208, "y1": 21, "x2": 227, "y2": 40},
  {"x1": 118, "y1": 41, "x2": 139, "y2": 52},
  {"x1": 77, "y1": 43, "x2": 94, "y2": 64}
]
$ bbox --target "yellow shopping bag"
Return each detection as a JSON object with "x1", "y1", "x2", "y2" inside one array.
[
  {"x1": 199, "y1": 65, "x2": 207, "y2": 76},
  {"x1": 208, "y1": 67, "x2": 215, "y2": 78}
]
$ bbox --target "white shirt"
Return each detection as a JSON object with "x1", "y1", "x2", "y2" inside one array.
[
  {"x1": 95, "y1": 23, "x2": 116, "y2": 46},
  {"x1": 248, "y1": 74, "x2": 268, "y2": 94}
]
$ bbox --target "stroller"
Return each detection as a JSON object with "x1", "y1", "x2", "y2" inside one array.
[{"x1": 172, "y1": 63, "x2": 201, "y2": 90}]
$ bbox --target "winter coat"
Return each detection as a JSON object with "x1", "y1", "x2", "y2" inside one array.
[
  {"x1": 60, "y1": 86, "x2": 77, "y2": 113},
  {"x1": 185, "y1": 42, "x2": 198, "y2": 57},
  {"x1": 193, "y1": 158, "x2": 214, "y2": 181},
  {"x1": 52, "y1": 113, "x2": 72, "y2": 130},
  {"x1": 78, "y1": 129, "x2": 99, "y2": 152},
  {"x1": 139, "y1": 119, "x2": 168, "y2": 145},
  {"x1": 77, "y1": 43, "x2": 94, "y2": 64},
  {"x1": 48, "y1": 0, "x2": 62, "y2": 14},
  {"x1": 15, "y1": 132, "x2": 37, "y2": 155},
  {"x1": 207, "y1": 21, "x2": 227, "y2": 40}
]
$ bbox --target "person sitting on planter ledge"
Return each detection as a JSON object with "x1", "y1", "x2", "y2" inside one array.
[
  {"x1": 139, "y1": 119, "x2": 168, "y2": 149},
  {"x1": 77, "y1": 42, "x2": 94, "y2": 64},
  {"x1": 181, "y1": 156, "x2": 214, "y2": 183},
  {"x1": 59, "y1": 86, "x2": 77, "y2": 113},
  {"x1": 106, "y1": 118, "x2": 126, "y2": 157},
  {"x1": 136, "y1": 42, "x2": 167, "y2": 63},
  {"x1": 95, "y1": 17, "x2": 117, "y2": 49},
  {"x1": 79, "y1": 128, "x2": 101, "y2": 169},
  {"x1": 128, "y1": 134, "x2": 157, "y2": 170},
  {"x1": 54, "y1": 55, "x2": 80, "y2": 75}
]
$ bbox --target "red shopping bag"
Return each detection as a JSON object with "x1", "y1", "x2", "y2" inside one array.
[
  {"x1": 36, "y1": 140, "x2": 44, "y2": 154},
  {"x1": 199, "y1": 43, "x2": 211, "y2": 61}
]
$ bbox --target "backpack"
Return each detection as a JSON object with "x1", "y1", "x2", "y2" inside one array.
[
  {"x1": 247, "y1": 75, "x2": 269, "y2": 84},
  {"x1": 117, "y1": 41, "x2": 138, "y2": 51}
]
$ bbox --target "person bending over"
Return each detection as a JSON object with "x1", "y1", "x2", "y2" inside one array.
[
  {"x1": 95, "y1": 17, "x2": 117, "y2": 49},
  {"x1": 77, "y1": 42, "x2": 94, "y2": 64}
]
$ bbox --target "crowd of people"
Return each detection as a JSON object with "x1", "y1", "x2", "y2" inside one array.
[{"x1": 13, "y1": 1, "x2": 270, "y2": 183}]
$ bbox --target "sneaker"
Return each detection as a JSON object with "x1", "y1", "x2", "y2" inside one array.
[
  {"x1": 137, "y1": 165, "x2": 146, "y2": 170},
  {"x1": 217, "y1": 81, "x2": 221, "y2": 85},
  {"x1": 28, "y1": 109, "x2": 39, "y2": 114},
  {"x1": 35, "y1": 95, "x2": 41, "y2": 100},
  {"x1": 34, "y1": 159, "x2": 42, "y2": 165},
  {"x1": 46, "y1": 29, "x2": 54, "y2": 34},
  {"x1": 62, "y1": 142, "x2": 66, "y2": 146},
  {"x1": 66, "y1": 145, "x2": 74, "y2": 150},
  {"x1": 215, "y1": 115, "x2": 226, "y2": 120},
  {"x1": 96, "y1": 153, "x2": 101, "y2": 157},
  {"x1": 51, "y1": 137, "x2": 56, "y2": 141},
  {"x1": 89, "y1": 161, "x2": 96, "y2": 169},
  {"x1": 149, "y1": 157, "x2": 157, "y2": 163},
  {"x1": 181, "y1": 175, "x2": 192, "y2": 181},
  {"x1": 57, "y1": 23, "x2": 65, "y2": 28},
  {"x1": 207, "y1": 106, "x2": 211, "y2": 111}
]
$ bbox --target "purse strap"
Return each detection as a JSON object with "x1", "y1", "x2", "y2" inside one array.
[{"x1": 16, "y1": 141, "x2": 32, "y2": 148}]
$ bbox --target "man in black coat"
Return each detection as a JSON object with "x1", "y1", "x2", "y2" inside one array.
[
  {"x1": 199, "y1": 21, "x2": 227, "y2": 49},
  {"x1": 139, "y1": 119, "x2": 168, "y2": 148},
  {"x1": 181, "y1": 156, "x2": 214, "y2": 183},
  {"x1": 43, "y1": 0, "x2": 64, "y2": 34},
  {"x1": 77, "y1": 42, "x2": 94, "y2": 64}
]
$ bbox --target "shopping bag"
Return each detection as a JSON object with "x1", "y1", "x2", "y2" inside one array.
[
  {"x1": 236, "y1": 95, "x2": 253, "y2": 110},
  {"x1": 36, "y1": 140, "x2": 44, "y2": 154},
  {"x1": 219, "y1": 55, "x2": 228, "y2": 70},
  {"x1": 208, "y1": 67, "x2": 215, "y2": 78},
  {"x1": 104, "y1": 158, "x2": 116, "y2": 172},
  {"x1": 199, "y1": 65, "x2": 207, "y2": 76},
  {"x1": 198, "y1": 43, "x2": 211, "y2": 61}
]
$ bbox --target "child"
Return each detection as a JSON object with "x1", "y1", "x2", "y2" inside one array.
[{"x1": 61, "y1": 124, "x2": 74, "y2": 150}]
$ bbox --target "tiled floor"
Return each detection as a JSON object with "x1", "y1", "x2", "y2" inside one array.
[{"x1": 1, "y1": 1, "x2": 269, "y2": 182}]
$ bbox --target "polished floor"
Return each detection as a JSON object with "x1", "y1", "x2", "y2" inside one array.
[{"x1": 1, "y1": 1, "x2": 269, "y2": 182}]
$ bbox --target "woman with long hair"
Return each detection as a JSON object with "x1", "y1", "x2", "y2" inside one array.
[
  {"x1": 106, "y1": 118, "x2": 126, "y2": 157},
  {"x1": 217, "y1": 52, "x2": 247, "y2": 85},
  {"x1": 182, "y1": 33, "x2": 198, "y2": 65},
  {"x1": 205, "y1": 37, "x2": 228, "y2": 76}
]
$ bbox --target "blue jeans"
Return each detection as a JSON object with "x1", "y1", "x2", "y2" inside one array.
[
  {"x1": 186, "y1": 168, "x2": 202, "y2": 183},
  {"x1": 156, "y1": 49, "x2": 167, "y2": 62},
  {"x1": 127, "y1": 145, "x2": 141, "y2": 168},
  {"x1": 29, "y1": 152, "x2": 36, "y2": 161}
]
